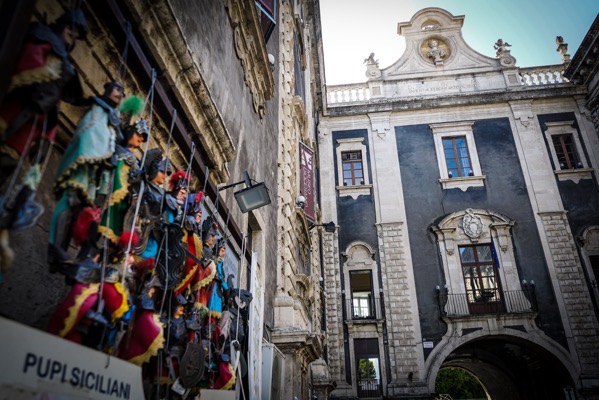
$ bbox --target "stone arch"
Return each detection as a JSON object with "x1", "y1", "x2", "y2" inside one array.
[
  {"x1": 342, "y1": 240, "x2": 376, "y2": 264},
  {"x1": 424, "y1": 329, "x2": 579, "y2": 397}
]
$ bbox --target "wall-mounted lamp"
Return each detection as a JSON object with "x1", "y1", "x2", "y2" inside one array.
[
  {"x1": 296, "y1": 194, "x2": 306, "y2": 209},
  {"x1": 310, "y1": 221, "x2": 337, "y2": 233},
  {"x1": 218, "y1": 171, "x2": 271, "y2": 213}
]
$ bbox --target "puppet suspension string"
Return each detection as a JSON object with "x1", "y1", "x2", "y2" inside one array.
[
  {"x1": 156, "y1": 108, "x2": 177, "y2": 317},
  {"x1": 120, "y1": 69, "x2": 157, "y2": 284},
  {"x1": 117, "y1": 22, "x2": 132, "y2": 83},
  {"x1": 179, "y1": 142, "x2": 196, "y2": 228}
]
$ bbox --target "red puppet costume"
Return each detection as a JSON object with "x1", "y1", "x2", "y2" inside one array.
[
  {"x1": 174, "y1": 192, "x2": 216, "y2": 298},
  {"x1": 0, "y1": 10, "x2": 87, "y2": 174}
]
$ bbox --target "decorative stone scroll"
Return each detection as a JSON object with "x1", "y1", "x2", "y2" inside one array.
[{"x1": 226, "y1": 0, "x2": 274, "y2": 118}]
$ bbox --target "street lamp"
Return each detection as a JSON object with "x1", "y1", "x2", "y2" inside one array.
[
  {"x1": 218, "y1": 171, "x2": 271, "y2": 213},
  {"x1": 310, "y1": 221, "x2": 337, "y2": 233}
]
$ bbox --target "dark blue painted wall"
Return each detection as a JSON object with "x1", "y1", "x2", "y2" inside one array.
[
  {"x1": 332, "y1": 129, "x2": 379, "y2": 383},
  {"x1": 395, "y1": 118, "x2": 567, "y2": 352},
  {"x1": 538, "y1": 113, "x2": 599, "y2": 238}
]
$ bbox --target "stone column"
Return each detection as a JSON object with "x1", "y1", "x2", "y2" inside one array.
[
  {"x1": 368, "y1": 112, "x2": 427, "y2": 396},
  {"x1": 510, "y1": 100, "x2": 599, "y2": 394}
]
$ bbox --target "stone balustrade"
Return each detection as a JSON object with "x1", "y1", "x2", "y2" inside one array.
[
  {"x1": 327, "y1": 84, "x2": 370, "y2": 104},
  {"x1": 326, "y1": 65, "x2": 571, "y2": 106},
  {"x1": 519, "y1": 65, "x2": 569, "y2": 86}
]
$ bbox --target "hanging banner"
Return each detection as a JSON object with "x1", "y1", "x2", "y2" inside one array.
[
  {"x1": 0, "y1": 316, "x2": 144, "y2": 399},
  {"x1": 299, "y1": 142, "x2": 315, "y2": 222}
]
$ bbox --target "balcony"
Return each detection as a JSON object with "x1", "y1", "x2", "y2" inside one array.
[
  {"x1": 437, "y1": 289, "x2": 537, "y2": 318},
  {"x1": 345, "y1": 296, "x2": 382, "y2": 321}
]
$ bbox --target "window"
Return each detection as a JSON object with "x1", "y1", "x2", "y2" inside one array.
[
  {"x1": 459, "y1": 244, "x2": 504, "y2": 314},
  {"x1": 350, "y1": 270, "x2": 374, "y2": 319},
  {"x1": 342, "y1": 242, "x2": 379, "y2": 320},
  {"x1": 342, "y1": 151, "x2": 364, "y2": 186},
  {"x1": 551, "y1": 134, "x2": 581, "y2": 170},
  {"x1": 430, "y1": 121, "x2": 485, "y2": 190},
  {"x1": 433, "y1": 208, "x2": 534, "y2": 317},
  {"x1": 443, "y1": 136, "x2": 473, "y2": 177},
  {"x1": 256, "y1": 0, "x2": 276, "y2": 42},
  {"x1": 335, "y1": 137, "x2": 371, "y2": 198},
  {"x1": 544, "y1": 121, "x2": 591, "y2": 182}
]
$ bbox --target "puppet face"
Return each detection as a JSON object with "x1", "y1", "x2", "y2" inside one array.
[
  {"x1": 173, "y1": 304, "x2": 185, "y2": 319},
  {"x1": 176, "y1": 187, "x2": 188, "y2": 204},
  {"x1": 153, "y1": 170, "x2": 166, "y2": 185},
  {"x1": 62, "y1": 25, "x2": 79, "y2": 50},
  {"x1": 128, "y1": 131, "x2": 144, "y2": 149},
  {"x1": 194, "y1": 210, "x2": 203, "y2": 224},
  {"x1": 108, "y1": 86, "x2": 125, "y2": 104},
  {"x1": 218, "y1": 246, "x2": 226, "y2": 258}
]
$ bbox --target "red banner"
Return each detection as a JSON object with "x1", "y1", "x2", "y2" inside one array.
[{"x1": 300, "y1": 142, "x2": 315, "y2": 222}]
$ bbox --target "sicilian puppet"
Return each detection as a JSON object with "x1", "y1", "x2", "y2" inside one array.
[
  {"x1": 194, "y1": 216, "x2": 219, "y2": 312},
  {"x1": 123, "y1": 147, "x2": 169, "y2": 261},
  {"x1": 174, "y1": 192, "x2": 216, "y2": 300},
  {"x1": 141, "y1": 171, "x2": 191, "y2": 292},
  {"x1": 0, "y1": 9, "x2": 88, "y2": 273},
  {"x1": 145, "y1": 294, "x2": 191, "y2": 397},
  {"x1": 165, "y1": 170, "x2": 191, "y2": 225},
  {"x1": 0, "y1": 9, "x2": 88, "y2": 178},
  {"x1": 118, "y1": 276, "x2": 164, "y2": 366},
  {"x1": 98, "y1": 108, "x2": 148, "y2": 244},
  {"x1": 205, "y1": 238, "x2": 229, "y2": 319},
  {"x1": 47, "y1": 247, "x2": 135, "y2": 351},
  {"x1": 48, "y1": 80, "x2": 126, "y2": 259},
  {"x1": 211, "y1": 289, "x2": 253, "y2": 390}
]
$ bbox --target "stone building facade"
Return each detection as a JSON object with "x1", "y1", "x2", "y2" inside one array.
[
  {"x1": 565, "y1": 13, "x2": 599, "y2": 136},
  {"x1": 0, "y1": 0, "x2": 326, "y2": 398},
  {"x1": 318, "y1": 7, "x2": 599, "y2": 399}
]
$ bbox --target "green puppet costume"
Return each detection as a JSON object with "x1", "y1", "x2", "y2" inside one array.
[
  {"x1": 98, "y1": 118, "x2": 148, "y2": 243},
  {"x1": 49, "y1": 81, "x2": 124, "y2": 251}
]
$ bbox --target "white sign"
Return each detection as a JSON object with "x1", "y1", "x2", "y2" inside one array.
[
  {"x1": 423, "y1": 341, "x2": 434, "y2": 349},
  {"x1": 0, "y1": 316, "x2": 144, "y2": 399}
]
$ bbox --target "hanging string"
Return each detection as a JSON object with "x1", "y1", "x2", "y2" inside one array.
[
  {"x1": 156, "y1": 108, "x2": 177, "y2": 318},
  {"x1": 3, "y1": 116, "x2": 39, "y2": 200},
  {"x1": 179, "y1": 142, "x2": 196, "y2": 228},
  {"x1": 97, "y1": 169, "x2": 116, "y2": 313},
  {"x1": 121, "y1": 69, "x2": 157, "y2": 285},
  {"x1": 117, "y1": 22, "x2": 132, "y2": 83}
]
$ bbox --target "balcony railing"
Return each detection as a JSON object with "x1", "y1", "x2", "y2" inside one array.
[
  {"x1": 345, "y1": 296, "x2": 382, "y2": 320},
  {"x1": 357, "y1": 378, "x2": 382, "y2": 398},
  {"x1": 437, "y1": 289, "x2": 537, "y2": 317}
]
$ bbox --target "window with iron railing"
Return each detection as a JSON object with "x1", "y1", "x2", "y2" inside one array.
[
  {"x1": 350, "y1": 270, "x2": 375, "y2": 318},
  {"x1": 460, "y1": 244, "x2": 505, "y2": 314}
]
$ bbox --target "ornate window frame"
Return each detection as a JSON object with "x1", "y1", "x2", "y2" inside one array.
[
  {"x1": 544, "y1": 121, "x2": 593, "y2": 183},
  {"x1": 430, "y1": 121, "x2": 486, "y2": 191},
  {"x1": 432, "y1": 209, "x2": 532, "y2": 315},
  {"x1": 336, "y1": 138, "x2": 372, "y2": 198}
]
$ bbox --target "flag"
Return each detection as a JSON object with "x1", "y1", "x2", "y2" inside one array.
[{"x1": 491, "y1": 236, "x2": 500, "y2": 269}]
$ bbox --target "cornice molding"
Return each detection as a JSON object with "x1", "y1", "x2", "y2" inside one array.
[{"x1": 124, "y1": 0, "x2": 235, "y2": 182}]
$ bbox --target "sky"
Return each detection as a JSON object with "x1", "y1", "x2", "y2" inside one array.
[{"x1": 319, "y1": 0, "x2": 599, "y2": 85}]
